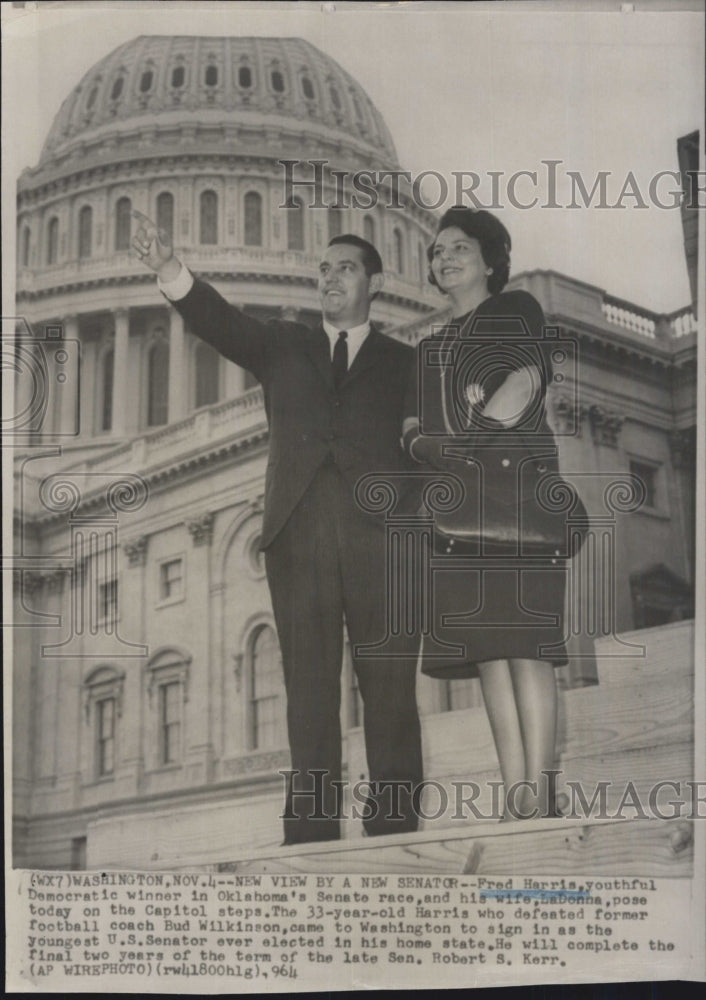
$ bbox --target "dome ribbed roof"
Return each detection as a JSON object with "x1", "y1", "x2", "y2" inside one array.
[{"x1": 40, "y1": 35, "x2": 398, "y2": 165}]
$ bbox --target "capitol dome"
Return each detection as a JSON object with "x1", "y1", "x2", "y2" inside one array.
[
  {"x1": 38, "y1": 35, "x2": 398, "y2": 169},
  {"x1": 16, "y1": 34, "x2": 437, "y2": 453}
]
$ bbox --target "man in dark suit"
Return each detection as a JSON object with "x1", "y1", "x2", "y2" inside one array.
[{"x1": 132, "y1": 210, "x2": 423, "y2": 845}]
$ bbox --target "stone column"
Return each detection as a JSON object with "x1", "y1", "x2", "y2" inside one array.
[
  {"x1": 168, "y1": 309, "x2": 186, "y2": 422},
  {"x1": 79, "y1": 337, "x2": 96, "y2": 438},
  {"x1": 183, "y1": 512, "x2": 216, "y2": 784},
  {"x1": 59, "y1": 314, "x2": 80, "y2": 436},
  {"x1": 111, "y1": 308, "x2": 129, "y2": 436}
]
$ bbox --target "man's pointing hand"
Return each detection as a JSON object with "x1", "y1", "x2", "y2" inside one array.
[{"x1": 131, "y1": 209, "x2": 180, "y2": 281}]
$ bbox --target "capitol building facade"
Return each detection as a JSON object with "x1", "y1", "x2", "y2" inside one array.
[{"x1": 12, "y1": 36, "x2": 697, "y2": 870}]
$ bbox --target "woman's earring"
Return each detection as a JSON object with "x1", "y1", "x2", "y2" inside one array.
[{"x1": 486, "y1": 268, "x2": 493, "y2": 276}]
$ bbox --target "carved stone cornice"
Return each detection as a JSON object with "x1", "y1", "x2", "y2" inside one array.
[
  {"x1": 588, "y1": 405, "x2": 625, "y2": 448},
  {"x1": 123, "y1": 535, "x2": 149, "y2": 567},
  {"x1": 186, "y1": 512, "x2": 215, "y2": 547},
  {"x1": 26, "y1": 431, "x2": 268, "y2": 526}
]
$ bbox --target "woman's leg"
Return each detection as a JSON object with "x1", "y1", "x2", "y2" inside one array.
[
  {"x1": 477, "y1": 659, "x2": 526, "y2": 819},
  {"x1": 509, "y1": 659, "x2": 558, "y2": 818}
]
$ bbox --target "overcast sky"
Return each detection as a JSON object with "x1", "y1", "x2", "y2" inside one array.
[{"x1": 2, "y1": 0, "x2": 703, "y2": 312}]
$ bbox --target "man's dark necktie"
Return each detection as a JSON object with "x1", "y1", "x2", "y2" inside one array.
[{"x1": 332, "y1": 330, "x2": 348, "y2": 388}]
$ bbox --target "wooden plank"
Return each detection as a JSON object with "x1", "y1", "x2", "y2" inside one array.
[
  {"x1": 594, "y1": 620, "x2": 693, "y2": 687},
  {"x1": 215, "y1": 817, "x2": 694, "y2": 877},
  {"x1": 87, "y1": 740, "x2": 693, "y2": 869},
  {"x1": 342, "y1": 743, "x2": 694, "y2": 838},
  {"x1": 348, "y1": 673, "x2": 693, "y2": 785}
]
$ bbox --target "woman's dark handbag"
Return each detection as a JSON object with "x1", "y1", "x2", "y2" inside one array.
[
  {"x1": 411, "y1": 318, "x2": 589, "y2": 558},
  {"x1": 426, "y1": 427, "x2": 589, "y2": 558}
]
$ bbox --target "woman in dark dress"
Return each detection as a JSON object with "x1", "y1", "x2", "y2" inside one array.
[{"x1": 403, "y1": 206, "x2": 567, "y2": 821}]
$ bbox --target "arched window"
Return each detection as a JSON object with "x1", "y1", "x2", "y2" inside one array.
[
  {"x1": 147, "y1": 337, "x2": 169, "y2": 427},
  {"x1": 115, "y1": 197, "x2": 132, "y2": 251},
  {"x1": 244, "y1": 191, "x2": 263, "y2": 247},
  {"x1": 139, "y1": 70, "x2": 153, "y2": 93},
  {"x1": 271, "y1": 69, "x2": 285, "y2": 93},
  {"x1": 249, "y1": 624, "x2": 286, "y2": 750},
  {"x1": 86, "y1": 85, "x2": 98, "y2": 110},
  {"x1": 286, "y1": 196, "x2": 304, "y2": 251},
  {"x1": 156, "y1": 192, "x2": 174, "y2": 242},
  {"x1": 145, "y1": 649, "x2": 190, "y2": 768},
  {"x1": 329, "y1": 84, "x2": 342, "y2": 111},
  {"x1": 83, "y1": 666, "x2": 125, "y2": 780},
  {"x1": 205, "y1": 65, "x2": 218, "y2": 87},
  {"x1": 21, "y1": 225, "x2": 30, "y2": 267},
  {"x1": 46, "y1": 217, "x2": 59, "y2": 264},
  {"x1": 363, "y1": 215, "x2": 376, "y2": 246},
  {"x1": 160, "y1": 682, "x2": 181, "y2": 763},
  {"x1": 194, "y1": 341, "x2": 220, "y2": 408},
  {"x1": 110, "y1": 76, "x2": 124, "y2": 101},
  {"x1": 301, "y1": 75, "x2": 315, "y2": 100},
  {"x1": 78, "y1": 205, "x2": 92, "y2": 259},
  {"x1": 393, "y1": 227, "x2": 405, "y2": 274},
  {"x1": 327, "y1": 206, "x2": 344, "y2": 241},
  {"x1": 238, "y1": 65, "x2": 252, "y2": 89},
  {"x1": 199, "y1": 190, "x2": 218, "y2": 245},
  {"x1": 96, "y1": 697, "x2": 116, "y2": 776},
  {"x1": 171, "y1": 65, "x2": 185, "y2": 89},
  {"x1": 101, "y1": 349, "x2": 114, "y2": 432}
]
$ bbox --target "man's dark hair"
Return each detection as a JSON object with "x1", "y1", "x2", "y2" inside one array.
[{"x1": 328, "y1": 234, "x2": 383, "y2": 277}]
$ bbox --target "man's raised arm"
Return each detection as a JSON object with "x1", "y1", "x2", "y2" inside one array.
[{"x1": 131, "y1": 209, "x2": 271, "y2": 380}]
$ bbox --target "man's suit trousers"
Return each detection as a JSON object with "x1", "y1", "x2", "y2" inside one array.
[{"x1": 265, "y1": 458, "x2": 423, "y2": 844}]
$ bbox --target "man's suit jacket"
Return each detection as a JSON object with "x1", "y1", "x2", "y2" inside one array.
[{"x1": 172, "y1": 277, "x2": 418, "y2": 548}]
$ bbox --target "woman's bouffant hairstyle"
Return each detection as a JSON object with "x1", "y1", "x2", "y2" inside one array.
[{"x1": 427, "y1": 206, "x2": 511, "y2": 296}]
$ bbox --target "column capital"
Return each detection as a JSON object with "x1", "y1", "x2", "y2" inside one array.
[
  {"x1": 552, "y1": 394, "x2": 589, "y2": 437},
  {"x1": 669, "y1": 426, "x2": 696, "y2": 470},
  {"x1": 588, "y1": 405, "x2": 624, "y2": 448},
  {"x1": 185, "y1": 511, "x2": 215, "y2": 547},
  {"x1": 123, "y1": 535, "x2": 149, "y2": 567}
]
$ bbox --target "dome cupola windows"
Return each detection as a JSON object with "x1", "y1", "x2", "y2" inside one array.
[
  {"x1": 110, "y1": 75, "x2": 124, "y2": 101},
  {"x1": 301, "y1": 75, "x2": 315, "y2": 101},
  {"x1": 171, "y1": 64, "x2": 185, "y2": 89},
  {"x1": 238, "y1": 64, "x2": 253, "y2": 89}
]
